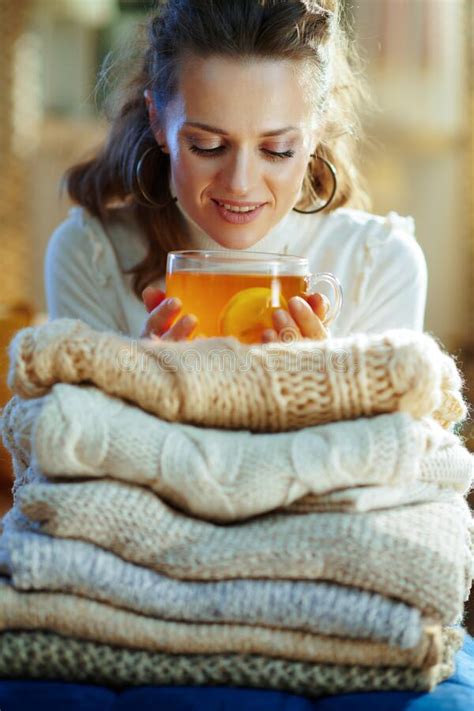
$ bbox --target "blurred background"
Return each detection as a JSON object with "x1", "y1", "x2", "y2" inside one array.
[{"x1": 0, "y1": 0, "x2": 473, "y2": 609}]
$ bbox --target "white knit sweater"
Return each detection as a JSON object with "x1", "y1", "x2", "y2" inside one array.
[
  {"x1": 2, "y1": 385, "x2": 472, "y2": 522},
  {"x1": 44, "y1": 204, "x2": 427, "y2": 338}
]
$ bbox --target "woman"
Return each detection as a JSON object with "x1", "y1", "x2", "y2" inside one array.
[{"x1": 45, "y1": 0, "x2": 427, "y2": 342}]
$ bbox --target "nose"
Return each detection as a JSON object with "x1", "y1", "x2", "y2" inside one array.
[{"x1": 221, "y1": 148, "x2": 258, "y2": 196}]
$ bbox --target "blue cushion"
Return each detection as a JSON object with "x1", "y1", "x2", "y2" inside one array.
[{"x1": 1, "y1": 635, "x2": 473, "y2": 711}]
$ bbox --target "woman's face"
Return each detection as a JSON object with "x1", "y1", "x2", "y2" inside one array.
[{"x1": 149, "y1": 55, "x2": 320, "y2": 249}]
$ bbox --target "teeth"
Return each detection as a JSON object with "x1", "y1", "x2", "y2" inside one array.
[{"x1": 218, "y1": 201, "x2": 261, "y2": 213}]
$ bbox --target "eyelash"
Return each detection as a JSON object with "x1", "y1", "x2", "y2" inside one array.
[{"x1": 188, "y1": 145, "x2": 295, "y2": 161}]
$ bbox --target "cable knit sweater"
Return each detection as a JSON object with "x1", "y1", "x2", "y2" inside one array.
[
  {"x1": 2, "y1": 385, "x2": 472, "y2": 522},
  {"x1": 7, "y1": 319, "x2": 466, "y2": 431}
]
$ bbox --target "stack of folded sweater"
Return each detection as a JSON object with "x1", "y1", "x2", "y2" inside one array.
[{"x1": 0, "y1": 318, "x2": 472, "y2": 697}]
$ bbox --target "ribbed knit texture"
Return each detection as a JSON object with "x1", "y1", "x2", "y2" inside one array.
[
  {"x1": 7, "y1": 319, "x2": 466, "y2": 431},
  {"x1": 2, "y1": 385, "x2": 472, "y2": 522},
  {"x1": 0, "y1": 628, "x2": 463, "y2": 695},
  {"x1": 0, "y1": 527, "x2": 425, "y2": 649},
  {"x1": 15, "y1": 477, "x2": 473, "y2": 623}
]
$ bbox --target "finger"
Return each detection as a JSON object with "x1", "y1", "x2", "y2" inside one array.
[
  {"x1": 142, "y1": 287, "x2": 166, "y2": 313},
  {"x1": 272, "y1": 309, "x2": 301, "y2": 343},
  {"x1": 306, "y1": 293, "x2": 330, "y2": 322},
  {"x1": 145, "y1": 297, "x2": 182, "y2": 337},
  {"x1": 288, "y1": 296, "x2": 328, "y2": 340},
  {"x1": 161, "y1": 314, "x2": 198, "y2": 341},
  {"x1": 261, "y1": 329, "x2": 278, "y2": 343}
]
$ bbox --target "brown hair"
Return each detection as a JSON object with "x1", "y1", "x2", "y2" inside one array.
[{"x1": 66, "y1": 0, "x2": 372, "y2": 299}]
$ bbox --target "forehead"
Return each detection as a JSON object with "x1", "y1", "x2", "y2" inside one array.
[{"x1": 166, "y1": 54, "x2": 317, "y2": 133}]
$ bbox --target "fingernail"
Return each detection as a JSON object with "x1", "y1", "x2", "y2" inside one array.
[
  {"x1": 291, "y1": 297, "x2": 307, "y2": 312},
  {"x1": 273, "y1": 309, "x2": 288, "y2": 326},
  {"x1": 183, "y1": 315, "x2": 197, "y2": 328},
  {"x1": 262, "y1": 329, "x2": 276, "y2": 342},
  {"x1": 166, "y1": 297, "x2": 181, "y2": 309}
]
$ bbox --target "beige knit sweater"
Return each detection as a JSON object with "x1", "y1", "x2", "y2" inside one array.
[
  {"x1": 7, "y1": 319, "x2": 466, "y2": 431},
  {"x1": 0, "y1": 579, "x2": 442, "y2": 669}
]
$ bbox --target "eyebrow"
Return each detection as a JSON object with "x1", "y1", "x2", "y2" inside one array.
[{"x1": 183, "y1": 121, "x2": 299, "y2": 137}]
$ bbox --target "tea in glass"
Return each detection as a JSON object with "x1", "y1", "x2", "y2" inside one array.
[{"x1": 166, "y1": 250, "x2": 342, "y2": 344}]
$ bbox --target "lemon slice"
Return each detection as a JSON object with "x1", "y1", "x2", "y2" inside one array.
[{"x1": 218, "y1": 287, "x2": 288, "y2": 344}]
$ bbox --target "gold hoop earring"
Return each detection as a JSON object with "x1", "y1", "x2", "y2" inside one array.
[
  {"x1": 293, "y1": 154, "x2": 337, "y2": 214},
  {"x1": 135, "y1": 145, "x2": 178, "y2": 209}
]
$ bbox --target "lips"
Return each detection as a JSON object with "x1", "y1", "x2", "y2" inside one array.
[
  {"x1": 211, "y1": 199, "x2": 266, "y2": 225},
  {"x1": 212, "y1": 198, "x2": 266, "y2": 208}
]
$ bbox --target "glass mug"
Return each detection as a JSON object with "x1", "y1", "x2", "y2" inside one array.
[{"x1": 165, "y1": 250, "x2": 343, "y2": 344}]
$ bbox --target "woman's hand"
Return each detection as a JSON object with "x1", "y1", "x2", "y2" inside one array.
[
  {"x1": 140, "y1": 286, "x2": 198, "y2": 341},
  {"x1": 262, "y1": 293, "x2": 329, "y2": 343}
]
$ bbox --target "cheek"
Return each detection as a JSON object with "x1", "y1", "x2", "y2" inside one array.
[
  {"x1": 269, "y1": 159, "x2": 308, "y2": 195},
  {"x1": 173, "y1": 153, "x2": 216, "y2": 192}
]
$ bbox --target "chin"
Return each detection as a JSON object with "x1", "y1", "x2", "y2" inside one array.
[
  {"x1": 207, "y1": 225, "x2": 271, "y2": 249},
  {"x1": 207, "y1": 228, "x2": 266, "y2": 251}
]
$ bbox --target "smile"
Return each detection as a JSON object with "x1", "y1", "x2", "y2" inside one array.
[
  {"x1": 211, "y1": 199, "x2": 266, "y2": 224},
  {"x1": 212, "y1": 199, "x2": 265, "y2": 213}
]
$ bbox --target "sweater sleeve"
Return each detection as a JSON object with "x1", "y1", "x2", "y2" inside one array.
[
  {"x1": 44, "y1": 208, "x2": 127, "y2": 333},
  {"x1": 348, "y1": 213, "x2": 428, "y2": 334}
]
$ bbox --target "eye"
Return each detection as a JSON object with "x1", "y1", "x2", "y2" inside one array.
[
  {"x1": 263, "y1": 149, "x2": 295, "y2": 161},
  {"x1": 188, "y1": 145, "x2": 295, "y2": 161},
  {"x1": 189, "y1": 145, "x2": 225, "y2": 156}
]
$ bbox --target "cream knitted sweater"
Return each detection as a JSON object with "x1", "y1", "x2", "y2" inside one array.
[
  {"x1": 2, "y1": 385, "x2": 472, "y2": 522},
  {"x1": 7, "y1": 319, "x2": 465, "y2": 431}
]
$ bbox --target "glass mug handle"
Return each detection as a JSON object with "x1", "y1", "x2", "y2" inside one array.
[{"x1": 306, "y1": 272, "x2": 343, "y2": 326}]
